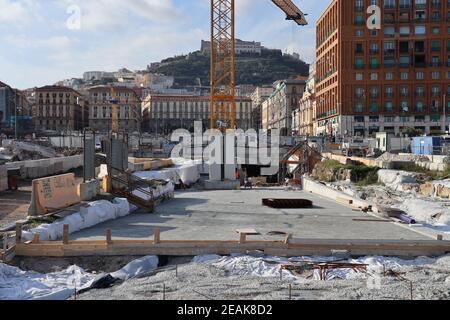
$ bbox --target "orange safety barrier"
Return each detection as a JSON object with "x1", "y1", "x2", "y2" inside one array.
[{"x1": 29, "y1": 173, "x2": 81, "y2": 216}]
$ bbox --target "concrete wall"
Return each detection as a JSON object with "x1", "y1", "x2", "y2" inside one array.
[
  {"x1": 0, "y1": 165, "x2": 8, "y2": 192},
  {"x1": 5, "y1": 155, "x2": 83, "y2": 179},
  {"x1": 302, "y1": 176, "x2": 370, "y2": 209},
  {"x1": 49, "y1": 136, "x2": 84, "y2": 149},
  {"x1": 78, "y1": 179, "x2": 100, "y2": 201},
  {"x1": 323, "y1": 152, "x2": 449, "y2": 172},
  {"x1": 322, "y1": 153, "x2": 384, "y2": 168}
]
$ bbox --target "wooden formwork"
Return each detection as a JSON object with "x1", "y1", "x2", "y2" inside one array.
[{"x1": 11, "y1": 223, "x2": 450, "y2": 258}]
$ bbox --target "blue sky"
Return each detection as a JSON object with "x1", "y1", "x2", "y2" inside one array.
[{"x1": 0, "y1": 0, "x2": 330, "y2": 89}]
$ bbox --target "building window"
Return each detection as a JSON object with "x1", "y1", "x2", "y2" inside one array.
[
  {"x1": 385, "y1": 72, "x2": 394, "y2": 80},
  {"x1": 416, "y1": 72, "x2": 424, "y2": 79},
  {"x1": 416, "y1": 101, "x2": 424, "y2": 112},
  {"x1": 356, "y1": 73, "x2": 363, "y2": 81},
  {"x1": 385, "y1": 101, "x2": 394, "y2": 112},
  {"x1": 400, "y1": 72, "x2": 409, "y2": 80},
  {"x1": 385, "y1": 86, "x2": 394, "y2": 97},
  {"x1": 370, "y1": 73, "x2": 378, "y2": 80},
  {"x1": 401, "y1": 101, "x2": 409, "y2": 112},
  {"x1": 432, "y1": 71, "x2": 440, "y2": 79},
  {"x1": 415, "y1": 25, "x2": 426, "y2": 35},
  {"x1": 370, "y1": 102, "x2": 379, "y2": 113}
]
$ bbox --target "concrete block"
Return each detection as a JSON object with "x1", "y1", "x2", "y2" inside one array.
[
  {"x1": 0, "y1": 165, "x2": 8, "y2": 192},
  {"x1": 41, "y1": 166, "x2": 50, "y2": 178},
  {"x1": 224, "y1": 164, "x2": 237, "y2": 181},
  {"x1": 78, "y1": 179, "x2": 100, "y2": 201},
  {"x1": 209, "y1": 163, "x2": 222, "y2": 181}
]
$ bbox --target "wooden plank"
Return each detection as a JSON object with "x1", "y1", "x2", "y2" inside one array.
[
  {"x1": 284, "y1": 233, "x2": 292, "y2": 244},
  {"x1": 13, "y1": 238, "x2": 450, "y2": 258},
  {"x1": 63, "y1": 225, "x2": 69, "y2": 245},
  {"x1": 154, "y1": 228, "x2": 161, "y2": 244},
  {"x1": 336, "y1": 197, "x2": 354, "y2": 206},
  {"x1": 32, "y1": 234, "x2": 40, "y2": 244},
  {"x1": 239, "y1": 233, "x2": 247, "y2": 244},
  {"x1": 106, "y1": 229, "x2": 112, "y2": 244},
  {"x1": 235, "y1": 229, "x2": 259, "y2": 235},
  {"x1": 15, "y1": 223, "x2": 22, "y2": 243}
]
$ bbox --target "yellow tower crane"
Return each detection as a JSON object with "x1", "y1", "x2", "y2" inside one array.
[
  {"x1": 210, "y1": 0, "x2": 307, "y2": 131},
  {"x1": 110, "y1": 86, "x2": 119, "y2": 134}
]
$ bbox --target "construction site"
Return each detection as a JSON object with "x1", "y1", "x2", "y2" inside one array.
[{"x1": 1, "y1": 0, "x2": 450, "y2": 301}]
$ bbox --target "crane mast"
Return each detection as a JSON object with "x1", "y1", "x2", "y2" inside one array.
[
  {"x1": 210, "y1": 0, "x2": 235, "y2": 131},
  {"x1": 209, "y1": 0, "x2": 307, "y2": 131}
]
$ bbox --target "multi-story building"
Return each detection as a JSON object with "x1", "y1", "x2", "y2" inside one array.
[
  {"x1": 251, "y1": 86, "x2": 273, "y2": 130},
  {"x1": 201, "y1": 39, "x2": 263, "y2": 55},
  {"x1": 261, "y1": 77, "x2": 307, "y2": 135},
  {"x1": 142, "y1": 94, "x2": 253, "y2": 134},
  {"x1": 316, "y1": 0, "x2": 450, "y2": 138},
  {"x1": 33, "y1": 86, "x2": 88, "y2": 133},
  {"x1": 136, "y1": 73, "x2": 174, "y2": 91},
  {"x1": 83, "y1": 71, "x2": 115, "y2": 83},
  {"x1": 0, "y1": 81, "x2": 17, "y2": 133},
  {"x1": 295, "y1": 63, "x2": 316, "y2": 136},
  {"x1": 87, "y1": 86, "x2": 141, "y2": 133}
]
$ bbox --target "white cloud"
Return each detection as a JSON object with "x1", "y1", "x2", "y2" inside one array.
[
  {"x1": 61, "y1": 0, "x2": 178, "y2": 31},
  {"x1": 5, "y1": 35, "x2": 72, "y2": 50},
  {"x1": 0, "y1": 0, "x2": 30, "y2": 24}
]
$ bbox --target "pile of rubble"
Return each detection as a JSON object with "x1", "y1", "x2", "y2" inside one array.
[
  {"x1": 0, "y1": 141, "x2": 57, "y2": 162},
  {"x1": 377, "y1": 152, "x2": 433, "y2": 163}
]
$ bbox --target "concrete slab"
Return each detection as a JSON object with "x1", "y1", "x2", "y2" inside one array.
[{"x1": 71, "y1": 188, "x2": 430, "y2": 242}]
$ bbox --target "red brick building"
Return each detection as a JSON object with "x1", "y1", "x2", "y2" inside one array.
[{"x1": 316, "y1": 0, "x2": 450, "y2": 137}]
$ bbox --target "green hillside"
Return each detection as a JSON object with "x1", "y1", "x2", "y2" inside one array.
[{"x1": 153, "y1": 49, "x2": 310, "y2": 87}]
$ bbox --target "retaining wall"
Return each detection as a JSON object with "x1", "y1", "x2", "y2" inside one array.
[
  {"x1": 302, "y1": 176, "x2": 370, "y2": 209},
  {"x1": 5, "y1": 155, "x2": 83, "y2": 179},
  {"x1": 322, "y1": 153, "x2": 385, "y2": 168}
]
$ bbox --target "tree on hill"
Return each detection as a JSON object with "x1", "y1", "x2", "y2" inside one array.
[{"x1": 154, "y1": 50, "x2": 309, "y2": 87}]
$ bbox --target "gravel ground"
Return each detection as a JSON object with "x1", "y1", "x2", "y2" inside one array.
[{"x1": 76, "y1": 257, "x2": 450, "y2": 300}]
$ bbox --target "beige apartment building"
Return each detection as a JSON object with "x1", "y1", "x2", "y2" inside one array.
[
  {"x1": 33, "y1": 86, "x2": 88, "y2": 133},
  {"x1": 261, "y1": 77, "x2": 307, "y2": 135},
  {"x1": 294, "y1": 64, "x2": 316, "y2": 136},
  {"x1": 142, "y1": 94, "x2": 253, "y2": 134},
  {"x1": 87, "y1": 86, "x2": 141, "y2": 133},
  {"x1": 251, "y1": 86, "x2": 273, "y2": 130}
]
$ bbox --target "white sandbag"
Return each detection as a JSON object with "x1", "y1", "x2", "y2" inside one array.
[
  {"x1": 113, "y1": 198, "x2": 131, "y2": 218},
  {"x1": 132, "y1": 182, "x2": 175, "y2": 201},
  {"x1": 134, "y1": 158, "x2": 201, "y2": 186},
  {"x1": 0, "y1": 264, "x2": 95, "y2": 300},
  {"x1": 110, "y1": 256, "x2": 159, "y2": 281},
  {"x1": 22, "y1": 198, "x2": 132, "y2": 242}
]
